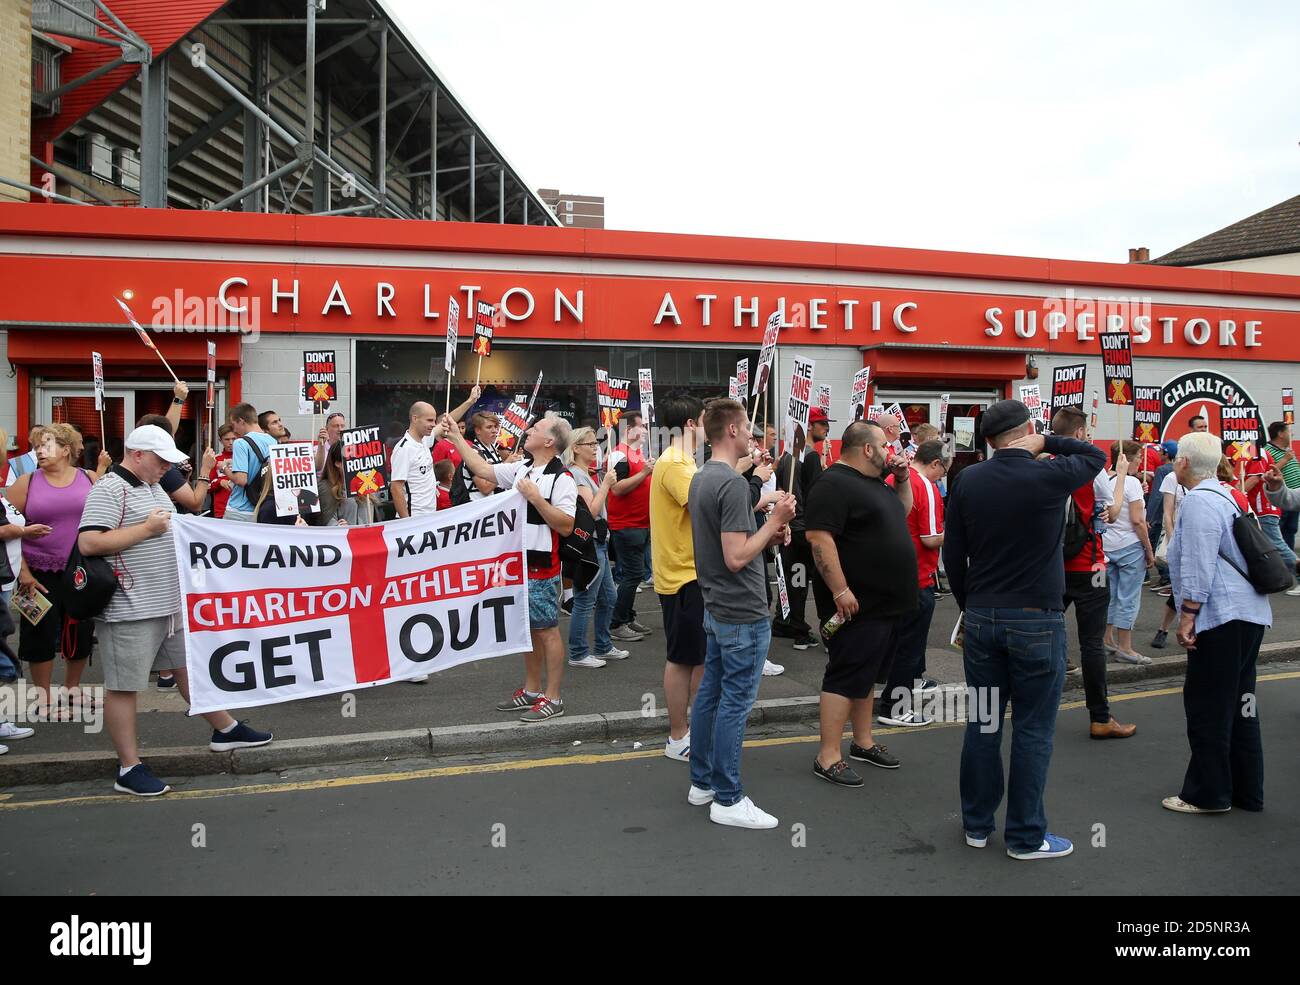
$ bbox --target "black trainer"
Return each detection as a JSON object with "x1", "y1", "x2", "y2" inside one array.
[
  {"x1": 792, "y1": 633, "x2": 819, "y2": 650},
  {"x1": 813, "y1": 758, "x2": 864, "y2": 787},
  {"x1": 1151, "y1": 629, "x2": 1168, "y2": 649},
  {"x1": 849, "y1": 742, "x2": 900, "y2": 769}
]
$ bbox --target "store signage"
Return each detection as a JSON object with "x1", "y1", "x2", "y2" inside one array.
[{"x1": 1160, "y1": 370, "x2": 1257, "y2": 441}]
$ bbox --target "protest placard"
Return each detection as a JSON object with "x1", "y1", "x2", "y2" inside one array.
[
  {"x1": 304, "y1": 350, "x2": 337, "y2": 406},
  {"x1": 498, "y1": 401, "x2": 531, "y2": 451},
  {"x1": 752, "y1": 311, "x2": 781, "y2": 398},
  {"x1": 1051, "y1": 364, "x2": 1087, "y2": 416},
  {"x1": 784, "y1": 356, "x2": 815, "y2": 486},
  {"x1": 595, "y1": 367, "x2": 631, "y2": 429},
  {"x1": 1134, "y1": 386, "x2": 1162, "y2": 443},
  {"x1": 849, "y1": 368, "x2": 871, "y2": 422},
  {"x1": 172, "y1": 492, "x2": 531, "y2": 713},
  {"x1": 268, "y1": 442, "x2": 320, "y2": 519},
  {"x1": 1099, "y1": 332, "x2": 1133, "y2": 405},
  {"x1": 341, "y1": 425, "x2": 388, "y2": 497},
  {"x1": 638, "y1": 369, "x2": 655, "y2": 427}
]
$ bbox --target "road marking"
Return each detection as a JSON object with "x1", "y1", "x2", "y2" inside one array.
[{"x1": 4, "y1": 671, "x2": 1296, "y2": 813}]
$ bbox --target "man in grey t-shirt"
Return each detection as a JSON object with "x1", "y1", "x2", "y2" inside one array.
[
  {"x1": 686, "y1": 399, "x2": 795, "y2": 830},
  {"x1": 79, "y1": 425, "x2": 272, "y2": 798}
]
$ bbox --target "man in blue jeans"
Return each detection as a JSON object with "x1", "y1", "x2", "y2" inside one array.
[
  {"x1": 686, "y1": 398, "x2": 795, "y2": 829},
  {"x1": 943, "y1": 399, "x2": 1106, "y2": 860}
]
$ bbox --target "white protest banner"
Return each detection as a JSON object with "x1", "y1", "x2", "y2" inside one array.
[
  {"x1": 753, "y1": 311, "x2": 781, "y2": 398},
  {"x1": 92, "y1": 351, "x2": 104, "y2": 412},
  {"x1": 1019, "y1": 384, "x2": 1044, "y2": 431},
  {"x1": 268, "y1": 441, "x2": 320, "y2": 518},
  {"x1": 938, "y1": 393, "x2": 951, "y2": 434},
  {"x1": 1285, "y1": 387, "x2": 1295, "y2": 427},
  {"x1": 173, "y1": 492, "x2": 530, "y2": 714},
  {"x1": 736, "y1": 358, "x2": 749, "y2": 393},
  {"x1": 205, "y1": 341, "x2": 217, "y2": 410},
  {"x1": 638, "y1": 368, "x2": 655, "y2": 427},
  {"x1": 849, "y1": 368, "x2": 871, "y2": 422},
  {"x1": 445, "y1": 297, "x2": 460, "y2": 374},
  {"x1": 728, "y1": 377, "x2": 739, "y2": 400},
  {"x1": 784, "y1": 356, "x2": 815, "y2": 477},
  {"x1": 815, "y1": 384, "x2": 831, "y2": 418},
  {"x1": 773, "y1": 550, "x2": 791, "y2": 620}
]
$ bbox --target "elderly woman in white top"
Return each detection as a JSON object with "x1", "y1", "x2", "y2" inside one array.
[{"x1": 1164, "y1": 432, "x2": 1270, "y2": 815}]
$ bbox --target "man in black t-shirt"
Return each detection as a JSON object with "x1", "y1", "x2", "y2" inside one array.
[{"x1": 806, "y1": 421, "x2": 917, "y2": 787}]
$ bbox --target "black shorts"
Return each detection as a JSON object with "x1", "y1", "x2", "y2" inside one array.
[
  {"x1": 822, "y1": 614, "x2": 900, "y2": 700},
  {"x1": 18, "y1": 567, "x2": 95, "y2": 663},
  {"x1": 659, "y1": 581, "x2": 706, "y2": 667}
]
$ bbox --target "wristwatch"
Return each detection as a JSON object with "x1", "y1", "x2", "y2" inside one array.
[{"x1": 172, "y1": 396, "x2": 185, "y2": 405}]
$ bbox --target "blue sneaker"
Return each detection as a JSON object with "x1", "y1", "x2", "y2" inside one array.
[
  {"x1": 1007, "y1": 833, "x2": 1074, "y2": 860},
  {"x1": 209, "y1": 721, "x2": 273, "y2": 752},
  {"x1": 113, "y1": 764, "x2": 170, "y2": 797},
  {"x1": 964, "y1": 831, "x2": 989, "y2": 849}
]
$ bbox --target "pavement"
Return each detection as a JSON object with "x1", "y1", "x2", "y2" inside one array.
[
  {"x1": 3, "y1": 581, "x2": 1300, "y2": 785},
  {"x1": 2, "y1": 671, "x2": 1297, "y2": 895}
]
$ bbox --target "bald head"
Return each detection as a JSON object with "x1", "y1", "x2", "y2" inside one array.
[
  {"x1": 875, "y1": 413, "x2": 901, "y2": 438},
  {"x1": 409, "y1": 401, "x2": 438, "y2": 439}
]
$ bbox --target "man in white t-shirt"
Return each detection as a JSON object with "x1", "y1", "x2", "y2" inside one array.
[
  {"x1": 390, "y1": 401, "x2": 439, "y2": 518},
  {"x1": 1150, "y1": 460, "x2": 1189, "y2": 649},
  {"x1": 446, "y1": 411, "x2": 578, "y2": 723}
]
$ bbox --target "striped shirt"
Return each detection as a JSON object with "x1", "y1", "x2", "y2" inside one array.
[
  {"x1": 1263, "y1": 442, "x2": 1300, "y2": 490},
  {"x1": 461, "y1": 438, "x2": 502, "y2": 501},
  {"x1": 79, "y1": 466, "x2": 180, "y2": 622}
]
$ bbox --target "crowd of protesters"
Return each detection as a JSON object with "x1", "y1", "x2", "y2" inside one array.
[{"x1": 0, "y1": 376, "x2": 1290, "y2": 848}]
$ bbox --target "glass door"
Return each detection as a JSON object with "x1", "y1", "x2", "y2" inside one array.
[
  {"x1": 44, "y1": 390, "x2": 127, "y2": 468},
  {"x1": 875, "y1": 389, "x2": 998, "y2": 483}
]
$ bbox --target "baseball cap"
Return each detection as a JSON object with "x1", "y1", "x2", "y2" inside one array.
[
  {"x1": 125, "y1": 424, "x2": 189, "y2": 464},
  {"x1": 1160, "y1": 440, "x2": 1179, "y2": 458},
  {"x1": 810, "y1": 408, "x2": 834, "y2": 425}
]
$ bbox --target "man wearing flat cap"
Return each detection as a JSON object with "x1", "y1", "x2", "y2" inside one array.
[{"x1": 942, "y1": 399, "x2": 1106, "y2": 860}]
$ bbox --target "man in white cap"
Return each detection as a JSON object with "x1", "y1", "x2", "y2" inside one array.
[{"x1": 78, "y1": 424, "x2": 273, "y2": 797}]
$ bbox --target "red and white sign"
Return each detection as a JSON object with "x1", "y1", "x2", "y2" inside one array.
[
  {"x1": 753, "y1": 311, "x2": 781, "y2": 398},
  {"x1": 498, "y1": 401, "x2": 530, "y2": 450},
  {"x1": 92, "y1": 351, "x2": 104, "y2": 412},
  {"x1": 268, "y1": 442, "x2": 320, "y2": 519},
  {"x1": 849, "y1": 368, "x2": 871, "y2": 422},
  {"x1": 445, "y1": 296, "x2": 460, "y2": 374},
  {"x1": 1284, "y1": 387, "x2": 1294, "y2": 427},
  {"x1": 638, "y1": 368, "x2": 655, "y2": 426},
  {"x1": 728, "y1": 377, "x2": 739, "y2": 400},
  {"x1": 773, "y1": 550, "x2": 791, "y2": 620},
  {"x1": 595, "y1": 366, "x2": 631, "y2": 429},
  {"x1": 173, "y1": 492, "x2": 530, "y2": 713},
  {"x1": 784, "y1": 355, "x2": 815, "y2": 458},
  {"x1": 736, "y1": 358, "x2": 749, "y2": 393},
  {"x1": 205, "y1": 340, "x2": 216, "y2": 410}
]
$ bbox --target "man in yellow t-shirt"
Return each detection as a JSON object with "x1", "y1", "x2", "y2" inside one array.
[{"x1": 650, "y1": 395, "x2": 708, "y2": 763}]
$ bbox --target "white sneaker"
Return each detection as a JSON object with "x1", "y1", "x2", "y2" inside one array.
[
  {"x1": 687, "y1": 785, "x2": 714, "y2": 806},
  {"x1": 709, "y1": 796, "x2": 778, "y2": 829},
  {"x1": 877, "y1": 709, "x2": 931, "y2": 728},
  {"x1": 762, "y1": 660, "x2": 785, "y2": 677},
  {"x1": 408, "y1": 675, "x2": 430, "y2": 684},
  {"x1": 0, "y1": 743, "x2": 7, "y2": 755},
  {"x1": 0, "y1": 722, "x2": 34, "y2": 740},
  {"x1": 567, "y1": 655, "x2": 607, "y2": 669},
  {"x1": 665, "y1": 732, "x2": 690, "y2": 762},
  {"x1": 591, "y1": 646, "x2": 629, "y2": 661},
  {"x1": 1286, "y1": 584, "x2": 1300, "y2": 596}
]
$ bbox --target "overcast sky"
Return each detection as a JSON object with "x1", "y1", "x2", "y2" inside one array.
[{"x1": 391, "y1": 0, "x2": 1300, "y2": 264}]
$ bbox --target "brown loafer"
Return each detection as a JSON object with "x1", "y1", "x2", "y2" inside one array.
[{"x1": 1090, "y1": 717, "x2": 1137, "y2": 740}]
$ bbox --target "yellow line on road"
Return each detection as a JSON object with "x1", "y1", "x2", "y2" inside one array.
[{"x1": 4, "y1": 671, "x2": 1297, "y2": 813}]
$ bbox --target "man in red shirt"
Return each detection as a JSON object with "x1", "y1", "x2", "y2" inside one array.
[
  {"x1": 1051, "y1": 406, "x2": 1136, "y2": 740},
  {"x1": 1243, "y1": 444, "x2": 1298, "y2": 575},
  {"x1": 608, "y1": 412, "x2": 655, "y2": 642},
  {"x1": 879, "y1": 440, "x2": 949, "y2": 727},
  {"x1": 208, "y1": 424, "x2": 236, "y2": 518}
]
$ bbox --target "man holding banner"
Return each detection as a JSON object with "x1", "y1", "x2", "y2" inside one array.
[
  {"x1": 445, "y1": 412, "x2": 578, "y2": 722},
  {"x1": 79, "y1": 425, "x2": 273, "y2": 797}
]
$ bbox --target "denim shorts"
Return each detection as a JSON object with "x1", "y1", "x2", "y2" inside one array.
[{"x1": 528, "y1": 574, "x2": 561, "y2": 629}]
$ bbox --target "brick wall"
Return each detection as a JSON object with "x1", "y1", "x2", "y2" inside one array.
[{"x1": 0, "y1": 0, "x2": 32, "y2": 204}]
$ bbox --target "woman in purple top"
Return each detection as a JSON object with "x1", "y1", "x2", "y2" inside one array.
[{"x1": 6, "y1": 423, "x2": 106, "y2": 718}]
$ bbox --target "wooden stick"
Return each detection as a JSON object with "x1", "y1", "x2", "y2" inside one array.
[
  {"x1": 475, "y1": 352, "x2": 483, "y2": 388},
  {"x1": 153, "y1": 349, "x2": 180, "y2": 385}
]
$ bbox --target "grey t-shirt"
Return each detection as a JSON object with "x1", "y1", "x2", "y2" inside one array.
[
  {"x1": 689, "y1": 460, "x2": 767, "y2": 624},
  {"x1": 79, "y1": 465, "x2": 180, "y2": 622}
]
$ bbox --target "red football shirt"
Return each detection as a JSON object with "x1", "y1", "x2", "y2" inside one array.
[
  {"x1": 885, "y1": 468, "x2": 944, "y2": 588},
  {"x1": 431, "y1": 438, "x2": 463, "y2": 469},
  {"x1": 607, "y1": 442, "x2": 650, "y2": 530},
  {"x1": 1244, "y1": 452, "x2": 1278, "y2": 517}
]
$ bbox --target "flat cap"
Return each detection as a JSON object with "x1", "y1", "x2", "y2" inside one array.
[{"x1": 980, "y1": 399, "x2": 1031, "y2": 442}]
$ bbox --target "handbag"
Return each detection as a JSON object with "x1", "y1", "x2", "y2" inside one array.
[{"x1": 61, "y1": 487, "x2": 127, "y2": 621}]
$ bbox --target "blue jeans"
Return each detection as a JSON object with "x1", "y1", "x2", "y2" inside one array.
[
  {"x1": 610, "y1": 527, "x2": 648, "y2": 627},
  {"x1": 568, "y1": 542, "x2": 616, "y2": 660},
  {"x1": 959, "y1": 607, "x2": 1067, "y2": 853},
  {"x1": 1258, "y1": 514, "x2": 1297, "y2": 570},
  {"x1": 1281, "y1": 510, "x2": 1298, "y2": 552},
  {"x1": 689, "y1": 612, "x2": 771, "y2": 806},
  {"x1": 1105, "y1": 541, "x2": 1147, "y2": 630},
  {"x1": 0, "y1": 587, "x2": 17, "y2": 682}
]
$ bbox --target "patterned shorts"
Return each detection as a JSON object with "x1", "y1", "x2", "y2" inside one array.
[{"x1": 528, "y1": 574, "x2": 561, "y2": 629}]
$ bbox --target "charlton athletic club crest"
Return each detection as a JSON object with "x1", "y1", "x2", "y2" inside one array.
[
  {"x1": 73, "y1": 565, "x2": 87, "y2": 590},
  {"x1": 1159, "y1": 370, "x2": 1258, "y2": 441}
]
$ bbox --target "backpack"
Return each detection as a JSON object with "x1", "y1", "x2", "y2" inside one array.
[
  {"x1": 1062, "y1": 495, "x2": 1090, "y2": 560},
  {"x1": 242, "y1": 435, "x2": 271, "y2": 503},
  {"x1": 537, "y1": 461, "x2": 599, "y2": 592},
  {"x1": 1189, "y1": 487, "x2": 1294, "y2": 594}
]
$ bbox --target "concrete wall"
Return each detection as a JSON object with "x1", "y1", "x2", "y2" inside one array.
[
  {"x1": 239, "y1": 333, "x2": 351, "y2": 434},
  {"x1": 0, "y1": 0, "x2": 31, "y2": 205}
]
